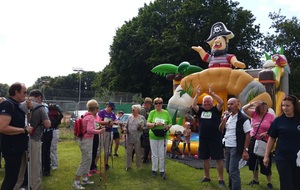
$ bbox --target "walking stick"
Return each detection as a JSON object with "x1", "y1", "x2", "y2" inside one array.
[
  {"x1": 26, "y1": 110, "x2": 32, "y2": 190},
  {"x1": 99, "y1": 133, "x2": 102, "y2": 182},
  {"x1": 103, "y1": 132, "x2": 107, "y2": 188},
  {"x1": 252, "y1": 158, "x2": 259, "y2": 188}
]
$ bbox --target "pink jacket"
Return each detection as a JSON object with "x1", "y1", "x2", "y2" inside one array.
[{"x1": 82, "y1": 112, "x2": 101, "y2": 139}]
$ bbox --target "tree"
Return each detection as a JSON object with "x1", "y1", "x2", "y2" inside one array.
[
  {"x1": 264, "y1": 11, "x2": 300, "y2": 97},
  {"x1": 102, "y1": 0, "x2": 263, "y2": 101},
  {"x1": 0, "y1": 83, "x2": 9, "y2": 97}
]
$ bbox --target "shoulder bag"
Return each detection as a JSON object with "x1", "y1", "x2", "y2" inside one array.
[{"x1": 253, "y1": 113, "x2": 267, "y2": 157}]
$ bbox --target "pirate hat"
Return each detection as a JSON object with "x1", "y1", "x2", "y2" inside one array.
[{"x1": 206, "y1": 22, "x2": 234, "y2": 46}]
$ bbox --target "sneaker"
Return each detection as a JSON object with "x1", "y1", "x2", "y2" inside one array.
[
  {"x1": 114, "y1": 153, "x2": 119, "y2": 156},
  {"x1": 160, "y1": 172, "x2": 166, "y2": 180},
  {"x1": 90, "y1": 169, "x2": 100, "y2": 174},
  {"x1": 82, "y1": 180, "x2": 94, "y2": 185},
  {"x1": 151, "y1": 171, "x2": 157, "y2": 177},
  {"x1": 72, "y1": 183, "x2": 85, "y2": 190},
  {"x1": 267, "y1": 183, "x2": 273, "y2": 190},
  {"x1": 87, "y1": 172, "x2": 92, "y2": 177},
  {"x1": 247, "y1": 180, "x2": 259, "y2": 185},
  {"x1": 125, "y1": 167, "x2": 131, "y2": 171},
  {"x1": 218, "y1": 180, "x2": 226, "y2": 188},
  {"x1": 51, "y1": 166, "x2": 58, "y2": 170},
  {"x1": 199, "y1": 177, "x2": 211, "y2": 182},
  {"x1": 105, "y1": 164, "x2": 110, "y2": 171}
]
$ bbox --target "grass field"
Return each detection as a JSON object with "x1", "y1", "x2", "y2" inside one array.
[{"x1": 0, "y1": 128, "x2": 280, "y2": 190}]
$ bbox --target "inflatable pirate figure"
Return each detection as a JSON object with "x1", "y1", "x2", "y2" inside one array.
[{"x1": 192, "y1": 22, "x2": 246, "y2": 69}]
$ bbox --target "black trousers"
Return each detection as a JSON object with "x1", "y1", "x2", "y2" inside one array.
[
  {"x1": 90, "y1": 134, "x2": 99, "y2": 170},
  {"x1": 276, "y1": 159, "x2": 300, "y2": 190},
  {"x1": 42, "y1": 130, "x2": 53, "y2": 174},
  {"x1": 1, "y1": 151, "x2": 24, "y2": 190}
]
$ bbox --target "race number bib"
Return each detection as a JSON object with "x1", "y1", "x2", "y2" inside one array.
[
  {"x1": 154, "y1": 118, "x2": 165, "y2": 124},
  {"x1": 201, "y1": 111, "x2": 212, "y2": 119}
]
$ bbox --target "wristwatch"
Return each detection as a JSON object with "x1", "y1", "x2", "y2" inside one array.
[{"x1": 244, "y1": 147, "x2": 249, "y2": 152}]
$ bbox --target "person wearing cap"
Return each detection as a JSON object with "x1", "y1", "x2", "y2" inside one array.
[
  {"x1": 97, "y1": 102, "x2": 118, "y2": 170},
  {"x1": 191, "y1": 22, "x2": 245, "y2": 69},
  {"x1": 140, "y1": 97, "x2": 153, "y2": 163},
  {"x1": 242, "y1": 100, "x2": 275, "y2": 189},
  {"x1": 192, "y1": 84, "x2": 226, "y2": 188}
]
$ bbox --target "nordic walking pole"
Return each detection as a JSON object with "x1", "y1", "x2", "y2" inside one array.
[
  {"x1": 99, "y1": 133, "x2": 102, "y2": 182},
  {"x1": 163, "y1": 124, "x2": 172, "y2": 180},
  {"x1": 26, "y1": 109, "x2": 32, "y2": 190},
  {"x1": 104, "y1": 131, "x2": 107, "y2": 188}
]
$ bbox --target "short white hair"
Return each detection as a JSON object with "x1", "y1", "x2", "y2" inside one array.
[
  {"x1": 132, "y1": 104, "x2": 142, "y2": 112},
  {"x1": 203, "y1": 95, "x2": 213, "y2": 102}
]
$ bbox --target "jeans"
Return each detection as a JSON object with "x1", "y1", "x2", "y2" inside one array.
[{"x1": 225, "y1": 147, "x2": 241, "y2": 190}]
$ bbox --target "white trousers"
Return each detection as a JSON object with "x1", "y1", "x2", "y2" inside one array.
[{"x1": 150, "y1": 139, "x2": 167, "y2": 172}]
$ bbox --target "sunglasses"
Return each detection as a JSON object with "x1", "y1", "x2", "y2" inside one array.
[{"x1": 154, "y1": 102, "x2": 162, "y2": 105}]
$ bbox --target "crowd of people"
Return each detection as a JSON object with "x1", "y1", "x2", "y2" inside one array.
[{"x1": 0, "y1": 82, "x2": 299, "y2": 190}]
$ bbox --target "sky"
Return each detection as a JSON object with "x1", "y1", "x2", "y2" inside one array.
[{"x1": 0, "y1": 0, "x2": 299, "y2": 87}]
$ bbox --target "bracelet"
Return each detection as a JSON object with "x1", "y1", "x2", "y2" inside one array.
[{"x1": 24, "y1": 128, "x2": 28, "y2": 135}]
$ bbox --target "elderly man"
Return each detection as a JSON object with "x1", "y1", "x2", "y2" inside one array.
[
  {"x1": 140, "y1": 97, "x2": 152, "y2": 163},
  {"x1": 219, "y1": 98, "x2": 251, "y2": 190},
  {"x1": 192, "y1": 84, "x2": 226, "y2": 188},
  {"x1": 0, "y1": 82, "x2": 33, "y2": 189}
]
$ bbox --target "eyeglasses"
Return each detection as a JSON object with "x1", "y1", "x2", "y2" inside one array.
[
  {"x1": 22, "y1": 91, "x2": 27, "y2": 95},
  {"x1": 154, "y1": 102, "x2": 162, "y2": 105}
]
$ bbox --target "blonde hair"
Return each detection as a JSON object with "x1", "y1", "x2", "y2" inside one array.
[
  {"x1": 132, "y1": 104, "x2": 142, "y2": 112},
  {"x1": 153, "y1": 97, "x2": 163, "y2": 103},
  {"x1": 86, "y1": 99, "x2": 99, "y2": 111}
]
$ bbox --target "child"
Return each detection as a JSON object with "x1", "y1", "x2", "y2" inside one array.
[
  {"x1": 182, "y1": 122, "x2": 192, "y2": 158},
  {"x1": 171, "y1": 131, "x2": 183, "y2": 158}
]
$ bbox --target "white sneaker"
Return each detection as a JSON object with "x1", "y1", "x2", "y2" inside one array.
[
  {"x1": 51, "y1": 166, "x2": 58, "y2": 170},
  {"x1": 72, "y1": 183, "x2": 85, "y2": 190},
  {"x1": 82, "y1": 180, "x2": 94, "y2": 185}
]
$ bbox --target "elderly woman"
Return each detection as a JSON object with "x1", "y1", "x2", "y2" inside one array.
[
  {"x1": 147, "y1": 97, "x2": 171, "y2": 180},
  {"x1": 242, "y1": 100, "x2": 275, "y2": 189},
  {"x1": 264, "y1": 95, "x2": 300, "y2": 190},
  {"x1": 123, "y1": 104, "x2": 147, "y2": 171},
  {"x1": 72, "y1": 99, "x2": 105, "y2": 190}
]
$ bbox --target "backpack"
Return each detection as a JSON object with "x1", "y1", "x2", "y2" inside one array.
[
  {"x1": 73, "y1": 115, "x2": 86, "y2": 138},
  {"x1": 48, "y1": 104, "x2": 63, "y2": 129}
]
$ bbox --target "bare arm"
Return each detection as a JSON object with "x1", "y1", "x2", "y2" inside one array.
[
  {"x1": 242, "y1": 103, "x2": 254, "y2": 118},
  {"x1": 263, "y1": 137, "x2": 276, "y2": 167},
  {"x1": 192, "y1": 85, "x2": 200, "y2": 113},
  {"x1": 0, "y1": 115, "x2": 31, "y2": 135},
  {"x1": 208, "y1": 84, "x2": 223, "y2": 111},
  {"x1": 242, "y1": 131, "x2": 250, "y2": 160}
]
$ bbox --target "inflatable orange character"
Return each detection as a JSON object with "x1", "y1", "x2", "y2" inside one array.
[{"x1": 192, "y1": 22, "x2": 246, "y2": 69}]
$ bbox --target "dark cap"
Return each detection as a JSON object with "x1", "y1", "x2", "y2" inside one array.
[
  {"x1": 106, "y1": 102, "x2": 115, "y2": 109},
  {"x1": 118, "y1": 110, "x2": 124, "y2": 114}
]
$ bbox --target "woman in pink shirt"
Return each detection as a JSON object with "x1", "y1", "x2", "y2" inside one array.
[
  {"x1": 72, "y1": 99, "x2": 105, "y2": 190},
  {"x1": 242, "y1": 101, "x2": 275, "y2": 190}
]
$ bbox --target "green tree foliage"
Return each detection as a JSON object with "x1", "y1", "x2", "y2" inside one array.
[
  {"x1": 0, "y1": 83, "x2": 9, "y2": 97},
  {"x1": 264, "y1": 11, "x2": 300, "y2": 97},
  {"x1": 102, "y1": 0, "x2": 263, "y2": 100}
]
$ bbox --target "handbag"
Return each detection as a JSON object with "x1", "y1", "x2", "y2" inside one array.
[
  {"x1": 151, "y1": 129, "x2": 165, "y2": 137},
  {"x1": 252, "y1": 113, "x2": 267, "y2": 157},
  {"x1": 253, "y1": 139, "x2": 267, "y2": 157}
]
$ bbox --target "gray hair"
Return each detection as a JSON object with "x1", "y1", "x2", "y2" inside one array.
[{"x1": 132, "y1": 104, "x2": 142, "y2": 112}]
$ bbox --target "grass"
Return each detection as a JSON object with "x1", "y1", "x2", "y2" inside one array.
[{"x1": 0, "y1": 127, "x2": 280, "y2": 190}]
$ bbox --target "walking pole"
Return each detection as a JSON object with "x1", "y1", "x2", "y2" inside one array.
[
  {"x1": 26, "y1": 111, "x2": 32, "y2": 190},
  {"x1": 103, "y1": 132, "x2": 107, "y2": 188},
  {"x1": 99, "y1": 133, "x2": 102, "y2": 182},
  {"x1": 252, "y1": 158, "x2": 259, "y2": 188},
  {"x1": 110, "y1": 131, "x2": 114, "y2": 168}
]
